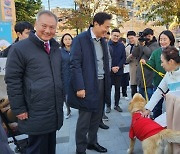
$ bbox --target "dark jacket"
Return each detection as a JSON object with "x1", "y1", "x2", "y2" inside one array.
[
  {"x1": 132, "y1": 37, "x2": 159, "y2": 88},
  {"x1": 108, "y1": 40, "x2": 126, "y2": 75},
  {"x1": 146, "y1": 47, "x2": 166, "y2": 87},
  {"x1": 61, "y1": 47, "x2": 70, "y2": 94},
  {"x1": 67, "y1": 29, "x2": 111, "y2": 112},
  {"x1": 5, "y1": 32, "x2": 64, "y2": 135}
]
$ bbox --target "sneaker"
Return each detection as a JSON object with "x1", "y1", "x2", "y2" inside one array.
[
  {"x1": 114, "y1": 106, "x2": 123, "y2": 112},
  {"x1": 102, "y1": 114, "x2": 109, "y2": 121},
  {"x1": 106, "y1": 107, "x2": 111, "y2": 113}
]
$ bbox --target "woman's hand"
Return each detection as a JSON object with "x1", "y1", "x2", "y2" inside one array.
[{"x1": 142, "y1": 109, "x2": 151, "y2": 117}]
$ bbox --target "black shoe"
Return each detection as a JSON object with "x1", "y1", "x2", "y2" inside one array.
[
  {"x1": 99, "y1": 122, "x2": 109, "y2": 129},
  {"x1": 114, "y1": 106, "x2": 123, "y2": 112},
  {"x1": 87, "y1": 143, "x2": 107, "y2": 153},
  {"x1": 76, "y1": 151, "x2": 86, "y2": 154}
]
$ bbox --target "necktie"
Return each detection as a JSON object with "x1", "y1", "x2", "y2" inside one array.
[
  {"x1": 44, "y1": 42, "x2": 50, "y2": 54},
  {"x1": 130, "y1": 44, "x2": 134, "y2": 54}
]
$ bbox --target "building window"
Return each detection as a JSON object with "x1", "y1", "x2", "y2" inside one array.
[
  {"x1": 127, "y1": 1, "x2": 133, "y2": 9},
  {"x1": 128, "y1": 11, "x2": 133, "y2": 17},
  {"x1": 118, "y1": 0, "x2": 125, "y2": 6}
]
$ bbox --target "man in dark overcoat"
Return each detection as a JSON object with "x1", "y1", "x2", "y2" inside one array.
[{"x1": 68, "y1": 12, "x2": 112, "y2": 154}]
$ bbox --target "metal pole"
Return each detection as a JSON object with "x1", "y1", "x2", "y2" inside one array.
[
  {"x1": 48, "y1": 0, "x2": 50, "y2": 10},
  {"x1": 75, "y1": 2, "x2": 78, "y2": 35}
]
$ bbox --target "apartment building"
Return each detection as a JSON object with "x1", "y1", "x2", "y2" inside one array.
[{"x1": 115, "y1": 0, "x2": 165, "y2": 38}]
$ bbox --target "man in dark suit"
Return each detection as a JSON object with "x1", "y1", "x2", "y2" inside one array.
[
  {"x1": 68, "y1": 12, "x2": 112, "y2": 154},
  {"x1": 108, "y1": 29, "x2": 126, "y2": 112}
]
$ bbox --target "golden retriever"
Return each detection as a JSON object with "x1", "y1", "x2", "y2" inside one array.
[{"x1": 127, "y1": 93, "x2": 180, "y2": 154}]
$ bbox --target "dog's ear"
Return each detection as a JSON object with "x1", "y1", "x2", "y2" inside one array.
[
  {"x1": 140, "y1": 96, "x2": 147, "y2": 105},
  {"x1": 128, "y1": 100, "x2": 133, "y2": 112}
]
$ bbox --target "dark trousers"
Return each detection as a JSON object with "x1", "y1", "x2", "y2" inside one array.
[
  {"x1": 76, "y1": 79, "x2": 104, "y2": 153},
  {"x1": 152, "y1": 87, "x2": 164, "y2": 119},
  {"x1": 122, "y1": 86, "x2": 127, "y2": 97},
  {"x1": 113, "y1": 75, "x2": 121, "y2": 106},
  {"x1": 65, "y1": 95, "x2": 71, "y2": 113},
  {"x1": 26, "y1": 131, "x2": 56, "y2": 154},
  {"x1": 139, "y1": 87, "x2": 153, "y2": 100},
  {"x1": 130, "y1": 85, "x2": 137, "y2": 98},
  {"x1": 105, "y1": 87, "x2": 111, "y2": 108}
]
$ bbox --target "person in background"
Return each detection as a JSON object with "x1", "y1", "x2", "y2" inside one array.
[
  {"x1": 119, "y1": 37, "x2": 126, "y2": 46},
  {"x1": 98, "y1": 32, "x2": 112, "y2": 129},
  {"x1": 178, "y1": 40, "x2": 180, "y2": 51},
  {"x1": 68, "y1": 12, "x2": 112, "y2": 154},
  {"x1": 140, "y1": 30, "x2": 175, "y2": 119},
  {"x1": 104, "y1": 31, "x2": 113, "y2": 114},
  {"x1": 5, "y1": 10, "x2": 64, "y2": 154},
  {"x1": 109, "y1": 29, "x2": 126, "y2": 112},
  {"x1": 105, "y1": 31, "x2": 111, "y2": 42},
  {"x1": 132, "y1": 28, "x2": 159, "y2": 100},
  {"x1": 126, "y1": 31, "x2": 139, "y2": 98},
  {"x1": 0, "y1": 21, "x2": 33, "y2": 57},
  {"x1": 142, "y1": 46, "x2": 180, "y2": 117},
  {"x1": 119, "y1": 37, "x2": 130, "y2": 100},
  {"x1": 60, "y1": 33, "x2": 73, "y2": 119}
]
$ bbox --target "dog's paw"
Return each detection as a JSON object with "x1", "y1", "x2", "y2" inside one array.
[{"x1": 127, "y1": 148, "x2": 133, "y2": 154}]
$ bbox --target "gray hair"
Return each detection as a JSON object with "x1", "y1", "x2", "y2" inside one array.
[{"x1": 36, "y1": 10, "x2": 58, "y2": 23}]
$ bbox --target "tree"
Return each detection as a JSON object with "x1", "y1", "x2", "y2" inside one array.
[
  {"x1": 15, "y1": 0, "x2": 42, "y2": 24},
  {"x1": 60, "y1": 0, "x2": 129, "y2": 34},
  {"x1": 134, "y1": 0, "x2": 180, "y2": 28}
]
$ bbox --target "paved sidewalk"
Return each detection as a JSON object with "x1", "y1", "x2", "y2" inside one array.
[
  {"x1": 56, "y1": 86, "x2": 143, "y2": 154},
  {"x1": 9, "y1": 86, "x2": 143, "y2": 154}
]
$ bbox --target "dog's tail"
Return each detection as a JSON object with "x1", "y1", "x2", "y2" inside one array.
[{"x1": 160, "y1": 129, "x2": 180, "y2": 143}]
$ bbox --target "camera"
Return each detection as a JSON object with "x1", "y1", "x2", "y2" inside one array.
[{"x1": 138, "y1": 32, "x2": 149, "y2": 42}]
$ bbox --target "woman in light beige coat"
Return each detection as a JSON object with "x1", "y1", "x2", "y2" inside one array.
[{"x1": 126, "y1": 31, "x2": 139, "y2": 97}]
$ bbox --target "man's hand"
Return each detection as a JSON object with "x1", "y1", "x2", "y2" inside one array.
[
  {"x1": 140, "y1": 59, "x2": 146, "y2": 64},
  {"x1": 77, "y1": 90, "x2": 85, "y2": 98},
  {"x1": 142, "y1": 109, "x2": 150, "y2": 118},
  {"x1": 127, "y1": 54, "x2": 133, "y2": 59},
  {"x1": 112, "y1": 66, "x2": 119, "y2": 73},
  {"x1": 16, "y1": 112, "x2": 28, "y2": 120}
]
